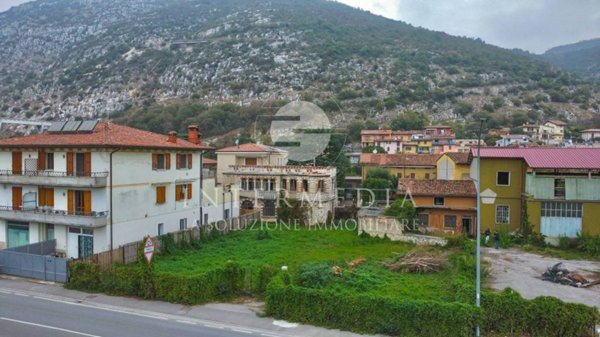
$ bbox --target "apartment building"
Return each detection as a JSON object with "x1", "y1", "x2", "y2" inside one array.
[
  {"x1": 361, "y1": 126, "x2": 457, "y2": 155},
  {"x1": 360, "y1": 153, "x2": 439, "y2": 180},
  {"x1": 0, "y1": 121, "x2": 212, "y2": 257},
  {"x1": 472, "y1": 147, "x2": 600, "y2": 238},
  {"x1": 521, "y1": 120, "x2": 567, "y2": 145},
  {"x1": 217, "y1": 143, "x2": 336, "y2": 224}
]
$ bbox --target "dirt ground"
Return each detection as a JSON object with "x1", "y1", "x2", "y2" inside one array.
[{"x1": 483, "y1": 247, "x2": 600, "y2": 309}]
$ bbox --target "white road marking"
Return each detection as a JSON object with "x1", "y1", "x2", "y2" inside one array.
[
  {"x1": 12, "y1": 292, "x2": 28, "y2": 297},
  {"x1": 0, "y1": 317, "x2": 101, "y2": 337},
  {"x1": 231, "y1": 328, "x2": 254, "y2": 334},
  {"x1": 0, "y1": 290, "x2": 11, "y2": 294},
  {"x1": 261, "y1": 333, "x2": 281, "y2": 337},
  {"x1": 204, "y1": 324, "x2": 225, "y2": 329},
  {"x1": 176, "y1": 320, "x2": 196, "y2": 325}
]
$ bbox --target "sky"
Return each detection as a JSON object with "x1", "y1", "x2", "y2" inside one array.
[{"x1": 1, "y1": 0, "x2": 599, "y2": 53}]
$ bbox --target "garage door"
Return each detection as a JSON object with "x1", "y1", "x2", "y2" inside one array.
[{"x1": 540, "y1": 202, "x2": 582, "y2": 238}]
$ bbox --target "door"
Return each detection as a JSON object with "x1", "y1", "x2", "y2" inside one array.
[
  {"x1": 7, "y1": 223, "x2": 29, "y2": 248},
  {"x1": 461, "y1": 217, "x2": 472, "y2": 236},
  {"x1": 12, "y1": 187, "x2": 22, "y2": 211},
  {"x1": 12, "y1": 152, "x2": 22, "y2": 174},
  {"x1": 75, "y1": 153, "x2": 85, "y2": 176},
  {"x1": 263, "y1": 200, "x2": 276, "y2": 217}
]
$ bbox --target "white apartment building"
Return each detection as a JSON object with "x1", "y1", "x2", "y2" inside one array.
[
  {"x1": 217, "y1": 143, "x2": 336, "y2": 224},
  {"x1": 0, "y1": 121, "x2": 213, "y2": 258}
]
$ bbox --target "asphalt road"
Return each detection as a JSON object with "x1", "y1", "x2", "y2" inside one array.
[{"x1": 0, "y1": 291, "x2": 271, "y2": 337}]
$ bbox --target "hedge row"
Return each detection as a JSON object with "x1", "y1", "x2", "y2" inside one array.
[
  {"x1": 453, "y1": 277, "x2": 598, "y2": 337},
  {"x1": 266, "y1": 274, "x2": 599, "y2": 337},
  {"x1": 265, "y1": 275, "x2": 480, "y2": 337},
  {"x1": 66, "y1": 260, "x2": 279, "y2": 304}
]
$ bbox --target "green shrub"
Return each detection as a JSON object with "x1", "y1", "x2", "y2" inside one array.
[
  {"x1": 254, "y1": 264, "x2": 278, "y2": 295},
  {"x1": 266, "y1": 275, "x2": 480, "y2": 337},
  {"x1": 66, "y1": 260, "x2": 100, "y2": 291},
  {"x1": 576, "y1": 233, "x2": 600, "y2": 255},
  {"x1": 295, "y1": 262, "x2": 334, "y2": 289}
]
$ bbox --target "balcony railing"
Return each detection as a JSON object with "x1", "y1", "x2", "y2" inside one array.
[
  {"x1": 0, "y1": 205, "x2": 109, "y2": 228},
  {"x1": 0, "y1": 170, "x2": 108, "y2": 178},
  {"x1": 0, "y1": 170, "x2": 108, "y2": 188}
]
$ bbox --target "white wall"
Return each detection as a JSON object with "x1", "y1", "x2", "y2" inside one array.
[{"x1": 0, "y1": 152, "x2": 11, "y2": 170}]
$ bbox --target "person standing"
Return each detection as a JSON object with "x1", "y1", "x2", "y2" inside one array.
[
  {"x1": 494, "y1": 231, "x2": 500, "y2": 249},
  {"x1": 484, "y1": 228, "x2": 491, "y2": 245}
]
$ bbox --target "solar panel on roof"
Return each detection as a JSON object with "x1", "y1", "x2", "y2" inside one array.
[
  {"x1": 47, "y1": 121, "x2": 67, "y2": 133},
  {"x1": 62, "y1": 121, "x2": 82, "y2": 132},
  {"x1": 78, "y1": 120, "x2": 98, "y2": 132}
]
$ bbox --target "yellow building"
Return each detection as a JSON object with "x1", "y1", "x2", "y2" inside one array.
[
  {"x1": 437, "y1": 152, "x2": 472, "y2": 180},
  {"x1": 474, "y1": 148, "x2": 600, "y2": 237},
  {"x1": 360, "y1": 153, "x2": 439, "y2": 181}
]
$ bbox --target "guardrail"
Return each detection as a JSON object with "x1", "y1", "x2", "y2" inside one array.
[{"x1": 0, "y1": 205, "x2": 109, "y2": 218}]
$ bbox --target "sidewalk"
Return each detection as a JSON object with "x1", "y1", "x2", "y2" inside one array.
[{"x1": 0, "y1": 275, "x2": 375, "y2": 337}]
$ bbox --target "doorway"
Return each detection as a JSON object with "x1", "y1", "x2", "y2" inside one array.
[{"x1": 462, "y1": 217, "x2": 473, "y2": 236}]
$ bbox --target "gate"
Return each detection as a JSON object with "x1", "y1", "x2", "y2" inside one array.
[{"x1": 0, "y1": 239, "x2": 68, "y2": 282}]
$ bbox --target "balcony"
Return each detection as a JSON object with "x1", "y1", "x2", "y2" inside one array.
[
  {"x1": 0, "y1": 206, "x2": 108, "y2": 228},
  {"x1": 0, "y1": 170, "x2": 108, "y2": 188}
]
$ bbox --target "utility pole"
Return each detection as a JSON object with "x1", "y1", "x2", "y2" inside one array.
[{"x1": 476, "y1": 118, "x2": 486, "y2": 337}]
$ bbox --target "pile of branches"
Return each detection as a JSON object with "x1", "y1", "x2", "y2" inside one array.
[
  {"x1": 384, "y1": 250, "x2": 447, "y2": 273},
  {"x1": 542, "y1": 262, "x2": 600, "y2": 288}
]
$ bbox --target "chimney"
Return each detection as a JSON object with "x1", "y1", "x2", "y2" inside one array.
[
  {"x1": 187, "y1": 125, "x2": 200, "y2": 144},
  {"x1": 167, "y1": 131, "x2": 177, "y2": 143}
]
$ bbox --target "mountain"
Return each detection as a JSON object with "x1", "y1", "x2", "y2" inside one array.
[
  {"x1": 541, "y1": 38, "x2": 600, "y2": 80},
  {"x1": 0, "y1": 0, "x2": 599, "y2": 138}
]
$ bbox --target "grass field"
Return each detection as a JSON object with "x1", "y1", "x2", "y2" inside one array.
[{"x1": 154, "y1": 227, "x2": 470, "y2": 301}]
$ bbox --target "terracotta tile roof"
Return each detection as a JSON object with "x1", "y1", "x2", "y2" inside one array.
[
  {"x1": 472, "y1": 147, "x2": 600, "y2": 169},
  {"x1": 216, "y1": 143, "x2": 287, "y2": 153},
  {"x1": 546, "y1": 119, "x2": 568, "y2": 126},
  {"x1": 360, "y1": 153, "x2": 439, "y2": 167},
  {"x1": 202, "y1": 158, "x2": 217, "y2": 166},
  {"x1": 443, "y1": 152, "x2": 472, "y2": 165},
  {"x1": 0, "y1": 122, "x2": 212, "y2": 151},
  {"x1": 399, "y1": 179, "x2": 477, "y2": 197}
]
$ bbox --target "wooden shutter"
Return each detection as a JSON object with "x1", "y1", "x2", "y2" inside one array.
[
  {"x1": 166, "y1": 153, "x2": 171, "y2": 170},
  {"x1": 152, "y1": 154, "x2": 158, "y2": 170},
  {"x1": 187, "y1": 183, "x2": 192, "y2": 199},
  {"x1": 245, "y1": 158, "x2": 257, "y2": 166},
  {"x1": 156, "y1": 186, "x2": 166, "y2": 204},
  {"x1": 187, "y1": 154, "x2": 193, "y2": 169},
  {"x1": 175, "y1": 185, "x2": 182, "y2": 201},
  {"x1": 38, "y1": 150, "x2": 46, "y2": 170},
  {"x1": 66, "y1": 152, "x2": 74, "y2": 175},
  {"x1": 12, "y1": 152, "x2": 22, "y2": 174},
  {"x1": 39, "y1": 188, "x2": 46, "y2": 207},
  {"x1": 47, "y1": 188, "x2": 54, "y2": 207},
  {"x1": 84, "y1": 152, "x2": 92, "y2": 176},
  {"x1": 84, "y1": 191, "x2": 92, "y2": 215},
  {"x1": 12, "y1": 186, "x2": 22, "y2": 210},
  {"x1": 67, "y1": 190, "x2": 74, "y2": 214},
  {"x1": 176, "y1": 154, "x2": 181, "y2": 169}
]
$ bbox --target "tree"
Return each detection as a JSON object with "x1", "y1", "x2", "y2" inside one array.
[
  {"x1": 453, "y1": 101, "x2": 474, "y2": 116},
  {"x1": 362, "y1": 168, "x2": 397, "y2": 203},
  {"x1": 384, "y1": 198, "x2": 417, "y2": 228},
  {"x1": 277, "y1": 197, "x2": 309, "y2": 226},
  {"x1": 362, "y1": 145, "x2": 387, "y2": 154},
  {"x1": 390, "y1": 111, "x2": 428, "y2": 131}
]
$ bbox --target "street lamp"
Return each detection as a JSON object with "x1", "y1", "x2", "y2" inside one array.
[{"x1": 476, "y1": 118, "x2": 486, "y2": 337}]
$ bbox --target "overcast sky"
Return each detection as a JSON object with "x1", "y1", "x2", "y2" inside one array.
[{"x1": 1, "y1": 0, "x2": 599, "y2": 53}]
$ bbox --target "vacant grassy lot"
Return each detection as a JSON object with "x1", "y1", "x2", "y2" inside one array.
[{"x1": 154, "y1": 227, "x2": 468, "y2": 301}]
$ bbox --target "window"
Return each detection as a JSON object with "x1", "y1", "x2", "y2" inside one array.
[
  {"x1": 241, "y1": 178, "x2": 248, "y2": 191},
  {"x1": 45, "y1": 153, "x2": 54, "y2": 170},
  {"x1": 156, "y1": 186, "x2": 166, "y2": 204},
  {"x1": 425, "y1": 173, "x2": 430, "y2": 180},
  {"x1": 7, "y1": 224, "x2": 29, "y2": 248},
  {"x1": 410, "y1": 173, "x2": 416, "y2": 179},
  {"x1": 416, "y1": 214, "x2": 429, "y2": 226},
  {"x1": 179, "y1": 218, "x2": 187, "y2": 231},
  {"x1": 176, "y1": 154, "x2": 192, "y2": 169},
  {"x1": 203, "y1": 213, "x2": 208, "y2": 225},
  {"x1": 68, "y1": 190, "x2": 91, "y2": 216},
  {"x1": 317, "y1": 180, "x2": 325, "y2": 192},
  {"x1": 554, "y1": 178, "x2": 565, "y2": 199},
  {"x1": 282, "y1": 179, "x2": 287, "y2": 190},
  {"x1": 541, "y1": 202, "x2": 582, "y2": 218},
  {"x1": 158, "y1": 223, "x2": 164, "y2": 235},
  {"x1": 444, "y1": 215, "x2": 457, "y2": 228},
  {"x1": 46, "y1": 224, "x2": 55, "y2": 241},
  {"x1": 245, "y1": 158, "x2": 257, "y2": 166},
  {"x1": 248, "y1": 179, "x2": 255, "y2": 191},
  {"x1": 224, "y1": 209, "x2": 230, "y2": 219},
  {"x1": 496, "y1": 171, "x2": 510, "y2": 186},
  {"x1": 152, "y1": 153, "x2": 170, "y2": 170},
  {"x1": 175, "y1": 184, "x2": 192, "y2": 201},
  {"x1": 302, "y1": 180, "x2": 309, "y2": 192},
  {"x1": 434, "y1": 197, "x2": 445, "y2": 206},
  {"x1": 495, "y1": 205, "x2": 510, "y2": 224},
  {"x1": 38, "y1": 187, "x2": 55, "y2": 207},
  {"x1": 290, "y1": 179, "x2": 297, "y2": 191}
]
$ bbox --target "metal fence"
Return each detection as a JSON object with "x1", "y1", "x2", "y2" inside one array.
[{"x1": 0, "y1": 240, "x2": 68, "y2": 283}]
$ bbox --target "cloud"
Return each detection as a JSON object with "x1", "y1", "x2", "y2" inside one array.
[{"x1": 337, "y1": 0, "x2": 600, "y2": 53}]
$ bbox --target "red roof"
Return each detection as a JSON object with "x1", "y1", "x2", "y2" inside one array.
[
  {"x1": 472, "y1": 147, "x2": 600, "y2": 169},
  {"x1": 202, "y1": 158, "x2": 217, "y2": 166},
  {"x1": 216, "y1": 143, "x2": 286, "y2": 153},
  {"x1": 399, "y1": 179, "x2": 477, "y2": 197},
  {"x1": 0, "y1": 122, "x2": 212, "y2": 151}
]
